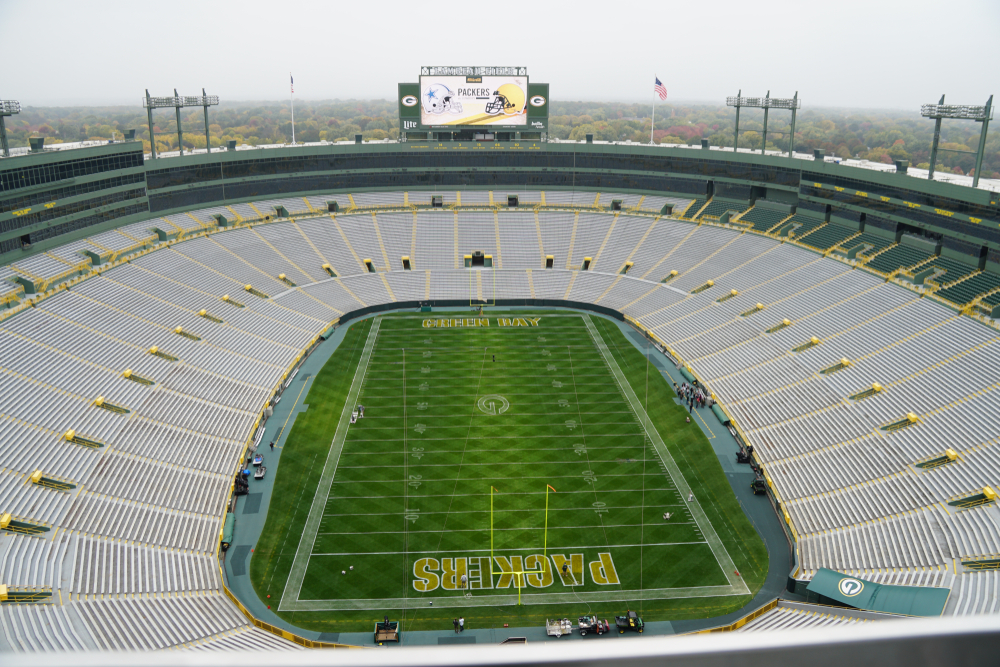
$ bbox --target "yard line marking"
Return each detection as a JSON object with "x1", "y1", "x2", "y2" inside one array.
[
  {"x1": 324, "y1": 488, "x2": 679, "y2": 499},
  {"x1": 280, "y1": 317, "x2": 382, "y2": 612},
  {"x1": 400, "y1": 344, "x2": 411, "y2": 612},
  {"x1": 309, "y1": 541, "x2": 706, "y2": 555},
  {"x1": 583, "y1": 314, "x2": 750, "y2": 596},
  {"x1": 279, "y1": 582, "x2": 749, "y2": 611},
  {"x1": 427, "y1": 343, "x2": 490, "y2": 579},
  {"x1": 341, "y1": 435, "x2": 644, "y2": 442},
  {"x1": 319, "y1": 505, "x2": 690, "y2": 517},
  {"x1": 331, "y1": 472, "x2": 677, "y2": 481},
  {"x1": 316, "y1": 522, "x2": 702, "y2": 535},
  {"x1": 335, "y1": 462, "x2": 654, "y2": 469},
  {"x1": 339, "y1": 444, "x2": 644, "y2": 451},
  {"x1": 567, "y1": 330, "x2": 629, "y2": 606}
]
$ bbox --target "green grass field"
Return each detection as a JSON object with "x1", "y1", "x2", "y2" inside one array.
[{"x1": 250, "y1": 311, "x2": 767, "y2": 633}]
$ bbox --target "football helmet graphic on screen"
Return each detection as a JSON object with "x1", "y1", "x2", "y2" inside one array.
[
  {"x1": 485, "y1": 84, "x2": 526, "y2": 116},
  {"x1": 422, "y1": 83, "x2": 463, "y2": 115}
]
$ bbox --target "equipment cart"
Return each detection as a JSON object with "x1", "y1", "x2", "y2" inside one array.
[
  {"x1": 545, "y1": 618, "x2": 574, "y2": 637},
  {"x1": 615, "y1": 610, "x2": 644, "y2": 634},
  {"x1": 577, "y1": 616, "x2": 610, "y2": 636}
]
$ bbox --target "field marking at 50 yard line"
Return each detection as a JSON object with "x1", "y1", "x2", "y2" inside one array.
[
  {"x1": 280, "y1": 317, "x2": 382, "y2": 612},
  {"x1": 279, "y1": 313, "x2": 748, "y2": 612}
]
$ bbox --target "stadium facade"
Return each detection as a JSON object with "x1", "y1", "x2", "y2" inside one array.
[
  {"x1": 3, "y1": 139, "x2": 999, "y2": 270},
  {"x1": 1, "y1": 90, "x2": 1000, "y2": 655}
]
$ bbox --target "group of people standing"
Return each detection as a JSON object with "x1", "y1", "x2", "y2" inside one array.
[{"x1": 675, "y1": 382, "x2": 711, "y2": 413}]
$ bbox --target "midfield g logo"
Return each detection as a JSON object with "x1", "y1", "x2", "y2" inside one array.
[
  {"x1": 478, "y1": 394, "x2": 510, "y2": 415},
  {"x1": 838, "y1": 577, "x2": 864, "y2": 597}
]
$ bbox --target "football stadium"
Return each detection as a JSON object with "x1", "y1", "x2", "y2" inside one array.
[{"x1": 1, "y1": 63, "x2": 1000, "y2": 662}]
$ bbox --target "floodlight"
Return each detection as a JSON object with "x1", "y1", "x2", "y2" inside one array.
[
  {"x1": 143, "y1": 89, "x2": 220, "y2": 159},
  {"x1": 726, "y1": 91, "x2": 801, "y2": 156},
  {"x1": 921, "y1": 95, "x2": 993, "y2": 187},
  {"x1": 0, "y1": 99, "x2": 21, "y2": 158}
]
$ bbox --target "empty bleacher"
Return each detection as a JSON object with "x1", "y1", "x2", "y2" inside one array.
[
  {"x1": 782, "y1": 216, "x2": 825, "y2": 239},
  {"x1": 797, "y1": 224, "x2": 858, "y2": 251},
  {"x1": 738, "y1": 207, "x2": 790, "y2": 233},
  {"x1": 696, "y1": 199, "x2": 747, "y2": 220},
  {"x1": 866, "y1": 245, "x2": 935, "y2": 275},
  {"x1": 937, "y1": 271, "x2": 1000, "y2": 306},
  {"x1": 680, "y1": 198, "x2": 706, "y2": 219},
  {"x1": 1, "y1": 188, "x2": 1000, "y2": 651},
  {"x1": 736, "y1": 601, "x2": 898, "y2": 632},
  {"x1": 919, "y1": 255, "x2": 978, "y2": 285},
  {"x1": 839, "y1": 232, "x2": 894, "y2": 257}
]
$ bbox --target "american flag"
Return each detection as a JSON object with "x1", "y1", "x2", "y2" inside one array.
[
  {"x1": 290, "y1": 73, "x2": 294, "y2": 94},
  {"x1": 654, "y1": 77, "x2": 667, "y2": 100}
]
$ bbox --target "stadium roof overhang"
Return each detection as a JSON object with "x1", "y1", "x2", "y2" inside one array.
[{"x1": 806, "y1": 568, "x2": 950, "y2": 617}]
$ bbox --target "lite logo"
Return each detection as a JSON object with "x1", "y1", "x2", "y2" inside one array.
[
  {"x1": 404, "y1": 120, "x2": 418, "y2": 129},
  {"x1": 838, "y1": 578, "x2": 864, "y2": 597}
]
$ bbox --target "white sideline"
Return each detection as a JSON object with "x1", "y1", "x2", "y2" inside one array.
[
  {"x1": 582, "y1": 314, "x2": 750, "y2": 596},
  {"x1": 279, "y1": 317, "x2": 382, "y2": 612}
]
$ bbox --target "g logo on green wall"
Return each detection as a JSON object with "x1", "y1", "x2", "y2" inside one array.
[
  {"x1": 838, "y1": 578, "x2": 864, "y2": 597},
  {"x1": 402, "y1": 95, "x2": 418, "y2": 107},
  {"x1": 529, "y1": 95, "x2": 546, "y2": 107}
]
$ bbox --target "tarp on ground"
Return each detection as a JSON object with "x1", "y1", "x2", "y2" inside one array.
[
  {"x1": 806, "y1": 568, "x2": 949, "y2": 617},
  {"x1": 679, "y1": 367, "x2": 696, "y2": 383},
  {"x1": 711, "y1": 404, "x2": 730, "y2": 426}
]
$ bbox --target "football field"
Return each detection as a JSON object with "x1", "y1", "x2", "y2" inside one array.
[{"x1": 277, "y1": 312, "x2": 748, "y2": 612}]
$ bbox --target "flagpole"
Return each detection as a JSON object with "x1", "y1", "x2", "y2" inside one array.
[
  {"x1": 290, "y1": 73, "x2": 295, "y2": 145},
  {"x1": 650, "y1": 77, "x2": 655, "y2": 145}
]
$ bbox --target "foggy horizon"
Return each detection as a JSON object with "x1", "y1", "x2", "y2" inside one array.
[{"x1": 2, "y1": 0, "x2": 995, "y2": 111}]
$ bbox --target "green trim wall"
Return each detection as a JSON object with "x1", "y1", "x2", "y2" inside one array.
[{"x1": 2, "y1": 140, "x2": 998, "y2": 267}]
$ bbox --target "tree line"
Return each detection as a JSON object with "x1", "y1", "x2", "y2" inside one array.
[{"x1": 5, "y1": 99, "x2": 997, "y2": 178}]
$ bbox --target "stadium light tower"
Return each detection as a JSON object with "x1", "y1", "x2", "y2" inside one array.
[
  {"x1": 0, "y1": 99, "x2": 21, "y2": 158},
  {"x1": 726, "y1": 91, "x2": 800, "y2": 156},
  {"x1": 142, "y1": 89, "x2": 220, "y2": 159},
  {"x1": 921, "y1": 95, "x2": 993, "y2": 187}
]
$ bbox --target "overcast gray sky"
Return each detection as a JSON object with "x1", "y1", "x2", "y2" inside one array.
[{"x1": 2, "y1": 0, "x2": 996, "y2": 109}]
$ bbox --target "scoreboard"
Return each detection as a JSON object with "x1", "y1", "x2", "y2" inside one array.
[{"x1": 399, "y1": 66, "x2": 548, "y2": 139}]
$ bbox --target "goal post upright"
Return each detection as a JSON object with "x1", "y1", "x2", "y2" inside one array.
[
  {"x1": 490, "y1": 485, "x2": 498, "y2": 578},
  {"x1": 544, "y1": 484, "x2": 556, "y2": 575}
]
